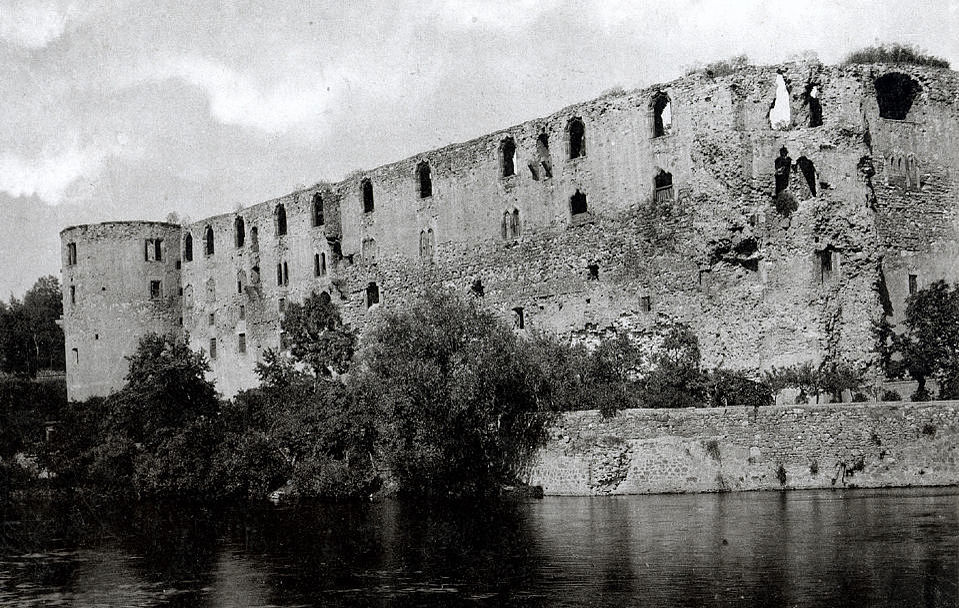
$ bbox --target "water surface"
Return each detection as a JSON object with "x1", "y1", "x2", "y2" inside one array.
[{"x1": 1, "y1": 488, "x2": 956, "y2": 606}]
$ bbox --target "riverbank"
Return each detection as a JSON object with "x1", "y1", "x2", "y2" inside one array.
[{"x1": 528, "y1": 401, "x2": 959, "y2": 495}]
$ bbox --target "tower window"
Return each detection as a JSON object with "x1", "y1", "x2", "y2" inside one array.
[
  {"x1": 237, "y1": 270, "x2": 247, "y2": 294},
  {"x1": 640, "y1": 296, "x2": 652, "y2": 313},
  {"x1": 66, "y1": 242, "x2": 77, "y2": 266},
  {"x1": 567, "y1": 117, "x2": 586, "y2": 159},
  {"x1": 275, "y1": 203, "x2": 287, "y2": 236},
  {"x1": 238, "y1": 333, "x2": 247, "y2": 354},
  {"x1": 208, "y1": 312, "x2": 215, "y2": 326},
  {"x1": 362, "y1": 179, "x2": 374, "y2": 213},
  {"x1": 239, "y1": 304, "x2": 245, "y2": 320},
  {"x1": 654, "y1": 169, "x2": 673, "y2": 202},
  {"x1": 235, "y1": 216, "x2": 245, "y2": 247},
  {"x1": 804, "y1": 83, "x2": 823, "y2": 127},
  {"x1": 417, "y1": 161, "x2": 432, "y2": 198},
  {"x1": 144, "y1": 239, "x2": 163, "y2": 262},
  {"x1": 501, "y1": 137, "x2": 516, "y2": 177},
  {"x1": 209, "y1": 338, "x2": 217, "y2": 360},
  {"x1": 250, "y1": 226, "x2": 258, "y2": 252},
  {"x1": 69, "y1": 285, "x2": 76, "y2": 304},
  {"x1": 149, "y1": 280, "x2": 162, "y2": 299},
  {"x1": 204, "y1": 226, "x2": 214, "y2": 256},
  {"x1": 312, "y1": 193, "x2": 324, "y2": 227},
  {"x1": 651, "y1": 92, "x2": 672, "y2": 137},
  {"x1": 570, "y1": 189, "x2": 588, "y2": 215},
  {"x1": 908, "y1": 274, "x2": 918, "y2": 295},
  {"x1": 512, "y1": 307, "x2": 525, "y2": 329},
  {"x1": 366, "y1": 282, "x2": 380, "y2": 308},
  {"x1": 183, "y1": 234, "x2": 193, "y2": 262}
]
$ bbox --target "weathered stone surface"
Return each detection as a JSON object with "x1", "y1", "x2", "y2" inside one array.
[{"x1": 528, "y1": 402, "x2": 959, "y2": 495}]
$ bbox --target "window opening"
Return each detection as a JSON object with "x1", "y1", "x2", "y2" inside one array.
[
  {"x1": 250, "y1": 226, "x2": 258, "y2": 252},
  {"x1": 312, "y1": 193, "x2": 325, "y2": 226},
  {"x1": 366, "y1": 282, "x2": 380, "y2": 308},
  {"x1": 67, "y1": 242, "x2": 77, "y2": 266},
  {"x1": 238, "y1": 333, "x2": 246, "y2": 354},
  {"x1": 570, "y1": 189, "x2": 588, "y2": 215},
  {"x1": 804, "y1": 84, "x2": 822, "y2": 127},
  {"x1": 818, "y1": 249, "x2": 835, "y2": 284},
  {"x1": 512, "y1": 307, "x2": 525, "y2": 329},
  {"x1": 144, "y1": 239, "x2": 163, "y2": 262},
  {"x1": 654, "y1": 169, "x2": 674, "y2": 202},
  {"x1": 237, "y1": 270, "x2": 247, "y2": 294},
  {"x1": 501, "y1": 137, "x2": 516, "y2": 177},
  {"x1": 250, "y1": 266, "x2": 260, "y2": 285},
  {"x1": 275, "y1": 204, "x2": 287, "y2": 236},
  {"x1": 362, "y1": 179, "x2": 374, "y2": 213},
  {"x1": 235, "y1": 216, "x2": 245, "y2": 247},
  {"x1": 875, "y1": 73, "x2": 919, "y2": 120},
  {"x1": 417, "y1": 161, "x2": 432, "y2": 198},
  {"x1": 652, "y1": 92, "x2": 672, "y2": 137},
  {"x1": 769, "y1": 73, "x2": 791, "y2": 129},
  {"x1": 567, "y1": 117, "x2": 586, "y2": 159},
  {"x1": 239, "y1": 304, "x2": 245, "y2": 320},
  {"x1": 204, "y1": 226, "x2": 214, "y2": 255},
  {"x1": 208, "y1": 312, "x2": 215, "y2": 326},
  {"x1": 362, "y1": 238, "x2": 377, "y2": 262},
  {"x1": 640, "y1": 295, "x2": 652, "y2": 313},
  {"x1": 796, "y1": 156, "x2": 817, "y2": 196},
  {"x1": 774, "y1": 146, "x2": 792, "y2": 195},
  {"x1": 908, "y1": 274, "x2": 918, "y2": 295},
  {"x1": 283, "y1": 262, "x2": 289, "y2": 285},
  {"x1": 150, "y1": 280, "x2": 161, "y2": 299},
  {"x1": 278, "y1": 298, "x2": 286, "y2": 313},
  {"x1": 69, "y1": 285, "x2": 76, "y2": 304},
  {"x1": 183, "y1": 234, "x2": 192, "y2": 262},
  {"x1": 72, "y1": 348, "x2": 78, "y2": 365},
  {"x1": 209, "y1": 338, "x2": 217, "y2": 360},
  {"x1": 587, "y1": 264, "x2": 599, "y2": 280}
]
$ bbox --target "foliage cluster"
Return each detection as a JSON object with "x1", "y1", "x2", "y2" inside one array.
[
  {"x1": 763, "y1": 361, "x2": 864, "y2": 404},
  {"x1": 687, "y1": 54, "x2": 749, "y2": 78},
  {"x1": 843, "y1": 43, "x2": 950, "y2": 69},
  {"x1": 0, "y1": 276, "x2": 64, "y2": 376}
]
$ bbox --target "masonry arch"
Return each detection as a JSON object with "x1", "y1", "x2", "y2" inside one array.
[
  {"x1": 361, "y1": 178, "x2": 374, "y2": 213},
  {"x1": 183, "y1": 232, "x2": 193, "y2": 262},
  {"x1": 204, "y1": 226, "x2": 214, "y2": 256},
  {"x1": 234, "y1": 216, "x2": 245, "y2": 247},
  {"x1": 651, "y1": 92, "x2": 672, "y2": 137},
  {"x1": 567, "y1": 117, "x2": 586, "y2": 159},
  {"x1": 275, "y1": 203, "x2": 287, "y2": 236},
  {"x1": 312, "y1": 192, "x2": 324, "y2": 227},
  {"x1": 875, "y1": 72, "x2": 920, "y2": 120},
  {"x1": 500, "y1": 137, "x2": 517, "y2": 177},
  {"x1": 417, "y1": 161, "x2": 432, "y2": 198}
]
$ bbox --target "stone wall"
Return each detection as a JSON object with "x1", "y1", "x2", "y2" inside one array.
[{"x1": 528, "y1": 402, "x2": 959, "y2": 495}]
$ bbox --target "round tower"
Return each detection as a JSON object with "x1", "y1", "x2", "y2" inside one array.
[{"x1": 60, "y1": 221, "x2": 183, "y2": 401}]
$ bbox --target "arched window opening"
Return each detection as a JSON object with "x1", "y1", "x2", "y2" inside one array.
[
  {"x1": 512, "y1": 307, "x2": 525, "y2": 329},
  {"x1": 362, "y1": 237, "x2": 377, "y2": 262},
  {"x1": 366, "y1": 282, "x2": 380, "y2": 308},
  {"x1": 417, "y1": 161, "x2": 432, "y2": 198},
  {"x1": 283, "y1": 261, "x2": 289, "y2": 285},
  {"x1": 275, "y1": 204, "x2": 287, "y2": 236},
  {"x1": 796, "y1": 156, "x2": 817, "y2": 196},
  {"x1": 511, "y1": 208, "x2": 520, "y2": 238},
  {"x1": 875, "y1": 73, "x2": 920, "y2": 120},
  {"x1": 654, "y1": 169, "x2": 674, "y2": 202},
  {"x1": 501, "y1": 137, "x2": 516, "y2": 177},
  {"x1": 312, "y1": 193, "x2": 324, "y2": 227},
  {"x1": 887, "y1": 153, "x2": 921, "y2": 190},
  {"x1": 652, "y1": 92, "x2": 672, "y2": 137},
  {"x1": 570, "y1": 190, "x2": 588, "y2": 215},
  {"x1": 183, "y1": 233, "x2": 193, "y2": 262},
  {"x1": 529, "y1": 132, "x2": 552, "y2": 180},
  {"x1": 567, "y1": 117, "x2": 586, "y2": 159},
  {"x1": 204, "y1": 226, "x2": 214, "y2": 256},
  {"x1": 768, "y1": 73, "x2": 791, "y2": 129},
  {"x1": 362, "y1": 179, "x2": 374, "y2": 213},
  {"x1": 236, "y1": 270, "x2": 247, "y2": 294},
  {"x1": 276, "y1": 263, "x2": 283, "y2": 286},
  {"x1": 234, "y1": 216, "x2": 245, "y2": 247},
  {"x1": 502, "y1": 209, "x2": 521, "y2": 240},
  {"x1": 803, "y1": 83, "x2": 823, "y2": 127},
  {"x1": 314, "y1": 253, "x2": 321, "y2": 277},
  {"x1": 250, "y1": 226, "x2": 258, "y2": 252}
]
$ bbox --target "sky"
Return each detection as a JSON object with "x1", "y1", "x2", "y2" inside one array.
[{"x1": 0, "y1": 0, "x2": 956, "y2": 298}]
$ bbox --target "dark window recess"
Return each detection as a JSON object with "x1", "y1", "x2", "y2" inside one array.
[
  {"x1": 471, "y1": 279, "x2": 484, "y2": 297},
  {"x1": 276, "y1": 263, "x2": 283, "y2": 286},
  {"x1": 283, "y1": 262, "x2": 289, "y2": 285},
  {"x1": 501, "y1": 137, "x2": 516, "y2": 177},
  {"x1": 208, "y1": 312, "x2": 215, "y2": 326},
  {"x1": 417, "y1": 162, "x2": 432, "y2": 198},
  {"x1": 238, "y1": 333, "x2": 246, "y2": 354},
  {"x1": 366, "y1": 282, "x2": 380, "y2": 308},
  {"x1": 278, "y1": 298, "x2": 286, "y2": 313},
  {"x1": 144, "y1": 239, "x2": 163, "y2": 262},
  {"x1": 204, "y1": 226, "x2": 214, "y2": 255},
  {"x1": 276, "y1": 204, "x2": 287, "y2": 236},
  {"x1": 312, "y1": 193, "x2": 324, "y2": 226},
  {"x1": 67, "y1": 242, "x2": 77, "y2": 265},
  {"x1": 818, "y1": 249, "x2": 835, "y2": 284},
  {"x1": 184, "y1": 234, "x2": 193, "y2": 261},
  {"x1": 654, "y1": 169, "x2": 673, "y2": 202},
  {"x1": 72, "y1": 348, "x2": 78, "y2": 365},
  {"x1": 362, "y1": 179, "x2": 374, "y2": 213},
  {"x1": 531, "y1": 132, "x2": 552, "y2": 179},
  {"x1": 175, "y1": 260, "x2": 181, "y2": 270},
  {"x1": 775, "y1": 146, "x2": 792, "y2": 195},
  {"x1": 150, "y1": 280, "x2": 161, "y2": 299},
  {"x1": 875, "y1": 73, "x2": 919, "y2": 120},
  {"x1": 314, "y1": 253, "x2": 321, "y2": 277},
  {"x1": 237, "y1": 270, "x2": 246, "y2": 294},
  {"x1": 908, "y1": 274, "x2": 918, "y2": 295},
  {"x1": 570, "y1": 190, "x2": 588, "y2": 215},
  {"x1": 178, "y1": 287, "x2": 183, "y2": 296},
  {"x1": 640, "y1": 296, "x2": 652, "y2": 313},
  {"x1": 235, "y1": 216, "x2": 245, "y2": 247},
  {"x1": 250, "y1": 226, "x2": 258, "y2": 252},
  {"x1": 587, "y1": 264, "x2": 599, "y2": 280},
  {"x1": 209, "y1": 338, "x2": 217, "y2": 360},
  {"x1": 69, "y1": 285, "x2": 76, "y2": 304},
  {"x1": 512, "y1": 307, "x2": 525, "y2": 329},
  {"x1": 652, "y1": 92, "x2": 672, "y2": 137},
  {"x1": 239, "y1": 304, "x2": 245, "y2": 320},
  {"x1": 567, "y1": 117, "x2": 586, "y2": 159},
  {"x1": 796, "y1": 156, "x2": 817, "y2": 196},
  {"x1": 803, "y1": 83, "x2": 822, "y2": 127}
]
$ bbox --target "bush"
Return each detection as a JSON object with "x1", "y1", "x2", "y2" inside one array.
[
  {"x1": 880, "y1": 388, "x2": 902, "y2": 402},
  {"x1": 776, "y1": 463, "x2": 787, "y2": 486},
  {"x1": 843, "y1": 43, "x2": 949, "y2": 69},
  {"x1": 689, "y1": 54, "x2": 749, "y2": 78},
  {"x1": 639, "y1": 321, "x2": 707, "y2": 409},
  {"x1": 706, "y1": 369, "x2": 773, "y2": 408}
]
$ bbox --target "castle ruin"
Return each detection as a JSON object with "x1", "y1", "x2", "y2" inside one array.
[{"x1": 60, "y1": 59, "x2": 959, "y2": 400}]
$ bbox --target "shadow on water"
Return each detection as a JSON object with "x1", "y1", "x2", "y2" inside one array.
[{"x1": 1, "y1": 488, "x2": 958, "y2": 606}]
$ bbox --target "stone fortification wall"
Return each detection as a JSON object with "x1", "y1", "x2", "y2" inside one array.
[
  {"x1": 64, "y1": 59, "x2": 959, "y2": 399},
  {"x1": 529, "y1": 402, "x2": 959, "y2": 495},
  {"x1": 60, "y1": 222, "x2": 182, "y2": 400}
]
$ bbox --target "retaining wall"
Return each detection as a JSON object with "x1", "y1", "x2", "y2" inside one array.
[{"x1": 528, "y1": 401, "x2": 959, "y2": 495}]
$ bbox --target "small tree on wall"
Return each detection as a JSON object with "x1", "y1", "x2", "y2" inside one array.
[{"x1": 891, "y1": 280, "x2": 959, "y2": 399}]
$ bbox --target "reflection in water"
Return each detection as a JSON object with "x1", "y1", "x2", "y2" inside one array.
[{"x1": 1, "y1": 489, "x2": 956, "y2": 606}]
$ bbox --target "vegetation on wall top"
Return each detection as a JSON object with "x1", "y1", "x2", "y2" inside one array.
[{"x1": 843, "y1": 43, "x2": 950, "y2": 69}]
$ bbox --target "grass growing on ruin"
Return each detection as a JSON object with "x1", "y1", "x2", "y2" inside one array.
[{"x1": 843, "y1": 43, "x2": 949, "y2": 69}]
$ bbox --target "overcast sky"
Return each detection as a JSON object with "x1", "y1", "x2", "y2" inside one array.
[{"x1": 0, "y1": 0, "x2": 956, "y2": 297}]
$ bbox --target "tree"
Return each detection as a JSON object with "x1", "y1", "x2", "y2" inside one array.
[
  {"x1": 355, "y1": 290, "x2": 557, "y2": 497},
  {"x1": 640, "y1": 321, "x2": 707, "y2": 409},
  {"x1": 0, "y1": 276, "x2": 64, "y2": 376},
  {"x1": 896, "y1": 280, "x2": 959, "y2": 398},
  {"x1": 281, "y1": 292, "x2": 356, "y2": 379}
]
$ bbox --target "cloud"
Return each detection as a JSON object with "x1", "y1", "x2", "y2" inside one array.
[
  {"x1": 0, "y1": 0, "x2": 71, "y2": 48},
  {"x1": 0, "y1": 140, "x2": 114, "y2": 204},
  {"x1": 139, "y1": 55, "x2": 342, "y2": 134}
]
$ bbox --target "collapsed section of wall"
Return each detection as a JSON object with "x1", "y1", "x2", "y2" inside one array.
[{"x1": 528, "y1": 403, "x2": 959, "y2": 495}]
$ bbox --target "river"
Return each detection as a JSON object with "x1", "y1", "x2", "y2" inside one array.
[{"x1": 1, "y1": 488, "x2": 956, "y2": 606}]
